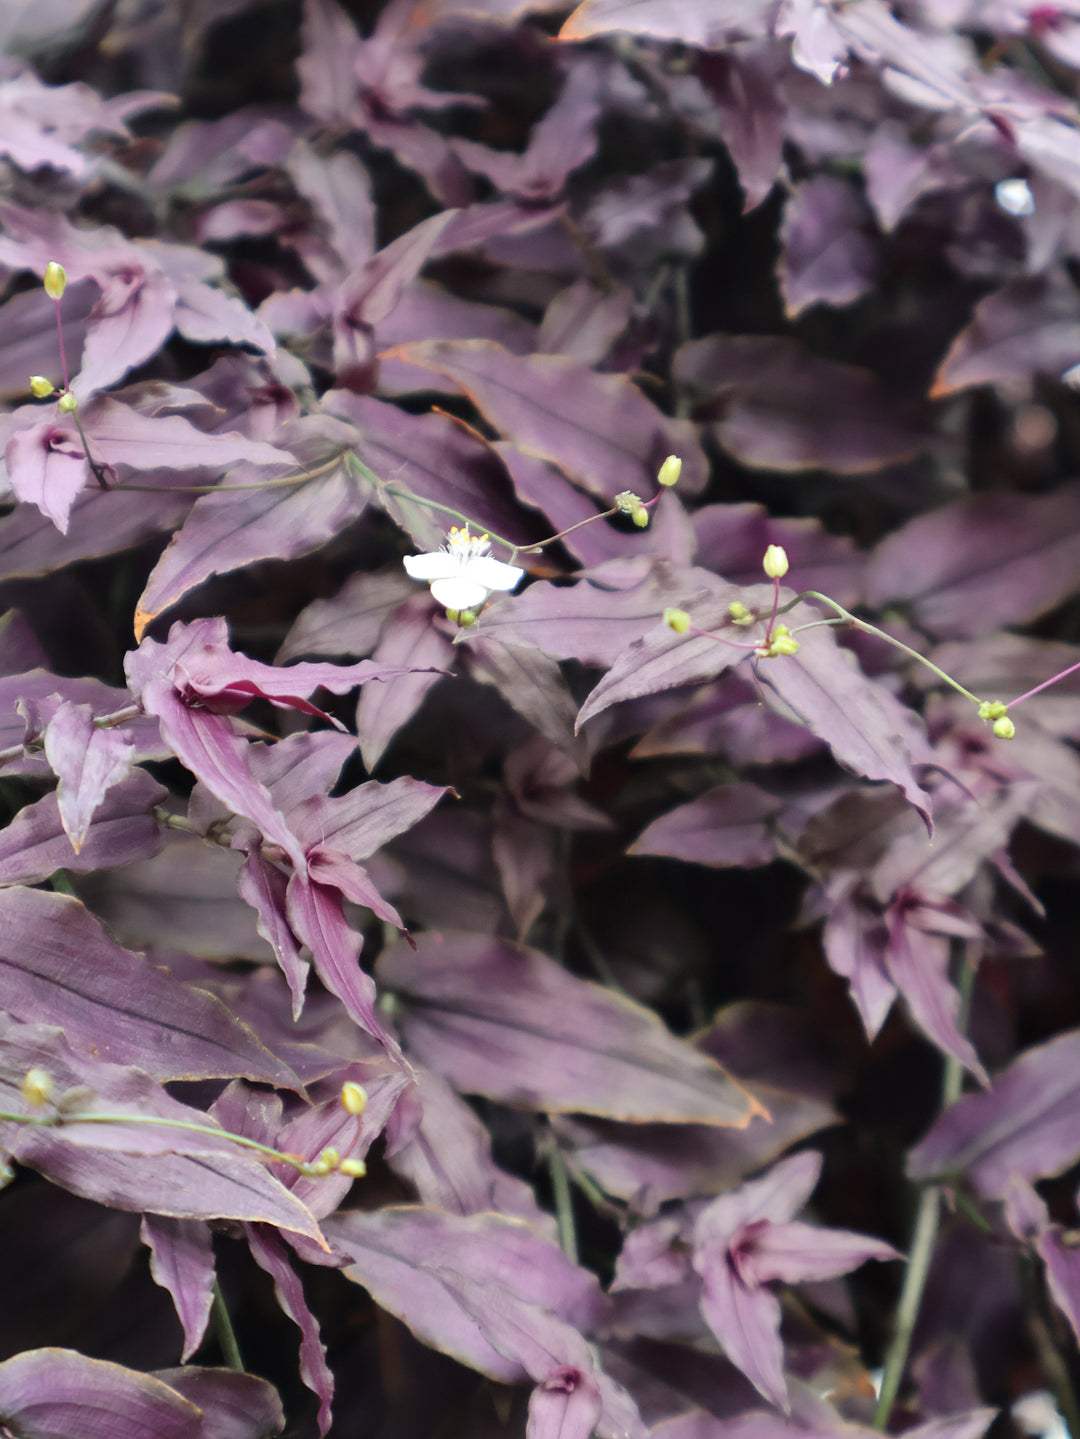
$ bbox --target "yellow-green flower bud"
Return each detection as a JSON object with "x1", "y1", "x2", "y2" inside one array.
[
  {"x1": 339, "y1": 1157, "x2": 367, "y2": 1178},
  {"x1": 20, "y1": 1068, "x2": 54, "y2": 1106},
  {"x1": 632, "y1": 504, "x2": 649, "y2": 528},
  {"x1": 757, "y1": 625, "x2": 799, "y2": 658},
  {"x1": 57, "y1": 391, "x2": 77, "y2": 413},
  {"x1": 615, "y1": 489, "x2": 644, "y2": 514},
  {"x1": 43, "y1": 261, "x2": 66, "y2": 300},
  {"x1": 728, "y1": 601, "x2": 753, "y2": 626},
  {"x1": 993, "y1": 716, "x2": 1015, "y2": 740},
  {"x1": 340, "y1": 1081, "x2": 368, "y2": 1116},
  {"x1": 977, "y1": 700, "x2": 1008, "y2": 721},
  {"x1": 458, "y1": 609, "x2": 477, "y2": 628},
  {"x1": 664, "y1": 607, "x2": 691, "y2": 634},
  {"x1": 762, "y1": 544, "x2": 789, "y2": 579},
  {"x1": 29, "y1": 376, "x2": 54, "y2": 398},
  {"x1": 657, "y1": 455, "x2": 682, "y2": 487}
]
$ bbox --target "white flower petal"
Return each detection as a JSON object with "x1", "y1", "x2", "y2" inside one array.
[
  {"x1": 430, "y1": 575, "x2": 491, "y2": 609},
  {"x1": 404, "y1": 552, "x2": 459, "y2": 581},
  {"x1": 466, "y1": 555, "x2": 525, "y2": 592}
]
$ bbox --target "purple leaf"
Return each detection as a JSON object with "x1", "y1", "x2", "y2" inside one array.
[
  {"x1": 380, "y1": 339, "x2": 708, "y2": 504},
  {"x1": 538, "y1": 280, "x2": 634, "y2": 365},
  {"x1": 141, "y1": 1215, "x2": 216, "y2": 1362},
  {"x1": 559, "y1": 0, "x2": 772, "y2": 46},
  {"x1": 246, "y1": 1224, "x2": 335, "y2": 1437},
  {"x1": 355, "y1": 595, "x2": 455, "y2": 770},
  {"x1": 150, "y1": 1369, "x2": 284, "y2": 1439},
  {"x1": 700, "y1": 49, "x2": 785, "y2": 212},
  {"x1": 755, "y1": 610, "x2": 934, "y2": 828},
  {"x1": 694, "y1": 1246, "x2": 788, "y2": 1410},
  {"x1": 0, "y1": 885, "x2": 297, "y2": 1087},
  {"x1": 82, "y1": 398, "x2": 294, "y2": 480},
  {"x1": 527, "y1": 1367, "x2": 603, "y2": 1439},
  {"x1": 909, "y1": 1028, "x2": 1080, "y2": 1197},
  {"x1": 385, "y1": 1065, "x2": 557, "y2": 1236},
  {"x1": 0, "y1": 1349, "x2": 205, "y2": 1439},
  {"x1": 291, "y1": 774, "x2": 450, "y2": 861},
  {"x1": 43, "y1": 700, "x2": 135, "y2": 852},
  {"x1": 778, "y1": 176, "x2": 879, "y2": 318},
  {"x1": 236, "y1": 848, "x2": 310, "y2": 1018},
  {"x1": 865, "y1": 484, "x2": 1080, "y2": 639},
  {"x1": 0, "y1": 770, "x2": 165, "y2": 885},
  {"x1": 467, "y1": 636, "x2": 586, "y2": 763},
  {"x1": 378, "y1": 932, "x2": 763, "y2": 1125},
  {"x1": 5, "y1": 421, "x2": 90, "y2": 533},
  {"x1": 630, "y1": 784, "x2": 781, "y2": 868},
  {"x1": 134, "y1": 416, "x2": 372, "y2": 633},
  {"x1": 693, "y1": 505, "x2": 865, "y2": 608},
  {"x1": 931, "y1": 272, "x2": 1080, "y2": 397},
  {"x1": 277, "y1": 567, "x2": 414, "y2": 663},
  {"x1": 821, "y1": 887, "x2": 897, "y2": 1040},
  {"x1": 285, "y1": 869, "x2": 401, "y2": 1054},
  {"x1": 673, "y1": 336, "x2": 927, "y2": 475},
  {"x1": 730, "y1": 1219, "x2": 900, "y2": 1287}
]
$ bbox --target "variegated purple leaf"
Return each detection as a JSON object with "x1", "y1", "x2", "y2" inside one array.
[
  {"x1": 43, "y1": 699, "x2": 135, "y2": 852},
  {"x1": 0, "y1": 885, "x2": 296, "y2": 1086},
  {"x1": 140, "y1": 1215, "x2": 216, "y2": 1362},
  {"x1": 378, "y1": 932, "x2": 762, "y2": 1125}
]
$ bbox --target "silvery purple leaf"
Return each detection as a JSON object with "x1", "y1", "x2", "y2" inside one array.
[
  {"x1": 527, "y1": 1366, "x2": 603, "y2": 1439},
  {"x1": 629, "y1": 783, "x2": 781, "y2": 868},
  {"x1": 468, "y1": 639, "x2": 587, "y2": 765},
  {"x1": 291, "y1": 775, "x2": 450, "y2": 861},
  {"x1": 0, "y1": 1349, "x2": 206, "y2": 1439},
  {"x1": 150, "y1": 1368, "x2": 284, "y2": 1439},
  {"x1": 236, "y1": 848, "x2": 310, "y2": 1017},
  {"x1": 1005, "y1": 1176, "x2": 1080, "y2": 1347},
  {"x1": 493, "y1": 803, "x2": 555, "y2": 937},
  {"x1": 538, "y1": 279, "x2": 634, "y2": 365},
  {"x1": 385, "y1": 1065, "x2": 557, "y2": 1236},
  {"x1": 778, "y1": 176, "x2": 879, "y2": 318},
  {"x1": 0, "y1": 770, "x2": 165, "y2": 885},
  {"x1": 43, "y1": 699, "x2": 135, "y2": 851},
  {"x1": 693, "y1": 505, "x2": 865, "y2": 608},
  {"x1": 380, "y1": 339, "x2": 708, "y2": 504},
  {"x1": 246, "y1": 1223, "x2": 334, "y2": 1437},
  {"x1": 726, "y1": 1219, "x2": 900, "y2": 1287},
  {"x1": 0, "y1": 608, "x2": 47, "y2": 674},
  {"x1": 4, "y1": 421, "x2": 89, "y2": 533},
  {"x1": 694, "y1": 1246, "x2": 788, "y2": 1410},
  {"x1": 0, "y1": 885, "x2": 296, "y2": 1086},
  {"x1": 821, "y1": 886, "x2": 897, "y2": 1040},
  {"x1": 865, "y1": 483, "x2": 1080, "y2": 639},
  {"x1": 909, "y1": 1028, "x2": 1080, "y2": 1196},
  {"x1": 695, "y1": 1152, "x2": 825, "y2": 1242},
  {"x1": 378, "y1": 932, "x2": 762, "y2": 1125},
  {"x1": 141, "y1": 1215, "x2": 216, "y2": 1362},
  {"x1": 306, "y1": 844, "x2": 407, "y2": 931}
]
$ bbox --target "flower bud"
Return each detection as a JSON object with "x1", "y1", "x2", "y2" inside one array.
[
  {"x1": 757, "y1": 625, "x2": 799, "y2": 658},
  {"x1": 57, "y1": 391, "x2": 77, "y2": 413},
  {"x1": 340, "y1": 1081, "x2": 368, "y2": 1116},
  {"x1": 615, "y1": 490, "x2": 644, "y2": 515},
  {"x1": 457, "y1": 609, "x2": 478, "y2": 628},
  {"x1": 29, "y1": 376, "x2": 54, "y2": 398},
  {"x1": 339, "y1": 1157, "x2": 367, "y2": 1178},
  {"x1": 993, "y1": 716, "x2": 1016, "y2": 740},
  {"x1": 43, "y1": 261, "x2": 66, "y2": 300},
  {"x1": 20, "y1": 1068, "x2": 54, "y2": 1106},
  {"x1": 631, "y1": 504, "x2": 649, "y2": 528},
  {"x1": 728, "y1": 601, "x2": 753, "y2": 626},
  {"x1": 663, "y1": 607, "x2": 691, "y2": 633},
  {"x1": 978, "y1": 700, "x2": 1008, "y2": 721},
  {"x1": 657, "y1": 455, "x2": 682, "y2": 487},
  {"x1": 762, "y1": 544, "x2": 789, "y2": 579}
]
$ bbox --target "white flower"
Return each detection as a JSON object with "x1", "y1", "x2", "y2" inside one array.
[{"x1": 403, "y1": 526, "x2": 525, "y2": 611}]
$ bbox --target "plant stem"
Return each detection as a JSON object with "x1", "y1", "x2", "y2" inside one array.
[
  {"x1": 546, "y1": 1132, "x2": 579, "y2": 1263},
  {"x1": 54, "y1": 297, "x2": 69, "y2": 392},
  {"x1": 211, "y1": 1281, "x2": 244, "y2": 1371},
  {"x1": 874, "y1": 959, "x2": 974, "y2": 1429}
]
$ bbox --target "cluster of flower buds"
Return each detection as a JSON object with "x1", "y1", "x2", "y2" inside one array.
[
  {"x1": 306, "y1": 1147, "x2": 367, "y2": 1179},
  {"x1": 977, "y1": 699, "x2": 1015, "y2": 740},
  {"x1": 614, "y1": 490, "x2": 650, "y2": 528}
]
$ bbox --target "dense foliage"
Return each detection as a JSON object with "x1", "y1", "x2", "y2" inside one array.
[{"x1": 6, "y1": 2, "x2": 1080, "y2": 1437}]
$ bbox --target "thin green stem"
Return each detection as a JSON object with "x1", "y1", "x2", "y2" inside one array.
[
  {"x1": 874, "y1": 959, "x2": 975, "y2": 1429},
  {"x1": 546, "y1": 1133, "x2": 579, "y2": 1263},
  {"x1": 211, "y1": 1281, "x2": 244, "y2": 1372},
  {"x1": 793, "y1": 593, "x2": 985, "y2": 709}
]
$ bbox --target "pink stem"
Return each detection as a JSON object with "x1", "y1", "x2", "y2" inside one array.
[
  {"x1": 54, "y1": 297, "x2": 70, "y2": 392},
  {"x1": 1007, "y1": 657, "x2": 1080, "y2": 710}
]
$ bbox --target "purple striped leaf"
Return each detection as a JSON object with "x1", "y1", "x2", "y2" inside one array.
[{"x1": 141, "y1": 1215, "x2": 216, "y2": 1362}]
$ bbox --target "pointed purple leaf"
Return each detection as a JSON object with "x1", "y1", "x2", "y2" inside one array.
[
  {"x1": 0, "y1": 1349, "x2": 205, "y2": 1439},
  {"x1": 630, "y1": 784, "x2": 781, "y2": 868},
  {"x1": 0, "y1": 770, "x2": 165, "y2": 885},
  {"x1": 246, "y1": 1223, "x2": 334, "y2": 1438},
  {"x1": 141, "y1": 1214, "x2": 216, "y2": 1361},
  {"x1": 150, "y1": 1369, "x2": 284, "y2": 1439},
  {"x1": 43, "y1": 700, "x2": 135, "y2": 852},
  {"x1": 693, "y1": 1246, "x2": 788, "y2": 1410},
  {"x1": 527, "y1": 1367, "x2": 603, "y2": 1439}
]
